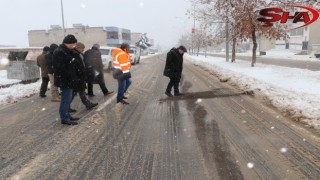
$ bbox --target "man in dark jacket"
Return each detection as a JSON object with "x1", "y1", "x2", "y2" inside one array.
[
  {"x1": 45, "y1": 43, "x2": 60, "y2": 102},
  {"x1": 163, "y1": 45, "x2": 187, "y2": 97},
  {"x1": 71, "y1": 42, "x2": 98, "y2": 110},
  {"x1": 37, "y1": 46, "x2": 50, "y2": 97},
  {"x1": 53, "y1": 34, "x2": 79, "y2": 125},
  {"x1": 84, "y1": 44, "x2": 113, "y2": 96}
]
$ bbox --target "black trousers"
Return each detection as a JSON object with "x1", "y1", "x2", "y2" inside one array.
[
  {"x1": 71, "y1": 90, "x2": 90, "y2": 108},
  {"x1": 40, "y1": 77, "x2": 50, "y2": 96},
  {"x1": 166, "y1": 77, "x2": 180, "y2": 94},
  {"x1": 87, "y1": 74, "x2": 109, "y2": 95}
]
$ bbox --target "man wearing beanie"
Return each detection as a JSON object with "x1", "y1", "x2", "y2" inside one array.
[
  {"x1": 53, "y1": 34, "x2": 79, "y2": 125},
  {"x1": 63, "y1": 34, "x2": 78, "y2": 44}
]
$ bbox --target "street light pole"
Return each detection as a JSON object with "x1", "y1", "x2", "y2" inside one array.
[
  {"x1": 191, "y1": 6, "x2": 196, "y2": 55},
  {"x1": 60, "y1": 0, "x2": 66, "y2": 37},
  {"x1": 192, "y1": 17, "x2": 195, "y2": 55}
]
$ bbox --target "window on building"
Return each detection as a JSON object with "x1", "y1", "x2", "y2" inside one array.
[
  {"x1": 290, "y1": 28, "x2": 303, "y2": 36},
  {"x1": 107, "y1": 32, "x2": 118, "y2": 39},
  {"x1": 297, "y1": 28, "x2": 303, "y2": 36},
  {"x1": 122, "y1": 33, "x2": 131, "y2": 40}
]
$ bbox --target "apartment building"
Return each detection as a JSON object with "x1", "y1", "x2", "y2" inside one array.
[
  {"x1": 28, "y1": 24, "x2": 131, "y2": 48},
  {"x1": 276, "y1": 21, "x2": 320, "y2": 51}
]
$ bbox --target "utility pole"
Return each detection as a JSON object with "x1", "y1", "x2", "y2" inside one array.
[
  {"x1": 192, "y1": 6, "x2": 196, "y2": 55},
  {"x1": 60, "y1": 0, "x2": 66, "y2": 37},
  {"x1": 191, "y1": 15, "x2": 196, "y2": 55},
  {"x1": 226, "y1": 19, "x2": 229, "y2": 62}
]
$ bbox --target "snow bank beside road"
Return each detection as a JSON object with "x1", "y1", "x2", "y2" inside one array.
[
  {"x1": 0, "y1": 70, "x2": 40, "y2": 104},
  {"x1": 213, "y1": 48, "x2": 319, "y2": 61},
  {"x1": 0, "y1": 70, "x2": 20, "y2": 86},
  {"x1": 186, "y1": 54, "x2": 320, "y2": 129}
]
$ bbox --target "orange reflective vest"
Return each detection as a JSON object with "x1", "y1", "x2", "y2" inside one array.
[{"x1": 112, "y1": 48, "x2": 131, "y2": 73}]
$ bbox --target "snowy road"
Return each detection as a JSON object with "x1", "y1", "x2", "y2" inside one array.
[{"x1": 0, "y1": 55, "x2": 319, "y2": 179}]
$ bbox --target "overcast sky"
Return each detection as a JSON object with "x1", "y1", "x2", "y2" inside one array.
[{"x1": 0, "y1": 0, "x2": 192, "y2": 49}]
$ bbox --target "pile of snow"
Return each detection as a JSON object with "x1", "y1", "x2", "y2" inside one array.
[
  {"x1": 186, "y1": 54, "x2": 320, "y2": 129},
  {"x1": 0, "y1": 70, "x2": 40, "y2": 104},
  {"x1": 0, "y1": 70, "x2": 20, "y2": 86}
]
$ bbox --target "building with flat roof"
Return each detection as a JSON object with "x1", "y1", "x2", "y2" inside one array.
[{"x1": 28, "y1": 24, "x2": 131, "y2": 48}]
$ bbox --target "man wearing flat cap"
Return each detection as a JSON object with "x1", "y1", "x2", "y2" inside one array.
[
  {"x1": 53, "y1": 34, "x2": 79, "y2": 125},
  {"x1": 163, "y1": 45, "x2": 187, "y2": 97}
]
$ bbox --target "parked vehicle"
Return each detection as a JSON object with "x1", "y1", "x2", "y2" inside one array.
[
  {"x1": 129, "y1": 48, "x2": 140, "y2": 65},
  {"x1": 148, "y1": 48, "x2": 158, "y2": 54},
  {"x1": 100, "y1": 46, "x2": 116, "y2": 70}
]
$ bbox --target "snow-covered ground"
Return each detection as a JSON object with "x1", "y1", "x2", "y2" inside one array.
[
  {"x1": 0, "y1": 70, "x2": 41, "y2": 103},
  {"x1": 0, "y1": 70, "x2": 20, "y2": 86},
  {"x1": 214, "y1": 48, "x2": 320, "y2": 61},
  {"x1": 186, "y1": 54, "x2": 320, "y2": 129},
  {"x1": 1, "y1": 52, "x2": 320, "y2": 128},
  {"x1": 237, "y1": 48, "x2": 319, "y2": 61}
]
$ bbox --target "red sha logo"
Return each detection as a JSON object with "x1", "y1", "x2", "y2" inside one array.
[{"x1": 257, "y1": 6, "x2": 319, "y2": 30}]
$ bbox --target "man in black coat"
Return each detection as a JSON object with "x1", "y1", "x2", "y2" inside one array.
[
  {"x1": 45, "y1": 43, "x2": 60, "y2": 102},
  {"x1": 53, "y1": 34, "x2": 79, "y2": 125},
  {"x1": 163, "y1": 45, "x2": 187, "y2": 97},
  {"x1": 84, "y1": 44, "x2": 113, "y2": 96}
]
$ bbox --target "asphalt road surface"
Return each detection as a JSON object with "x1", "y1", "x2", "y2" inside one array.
[{"x1": 0, "y1": 54, "x2": 319, "y2": 179}]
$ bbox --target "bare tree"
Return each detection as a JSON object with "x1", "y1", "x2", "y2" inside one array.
[
  {"x1": 189, "y1": 0, "x2": 240, "y2": 62},
  {"x1": 216, "y1": 0, "x2": 292, "y2": 66},
  {"x1": 178, "y1": 34, "x2": 192, "y2": 51},
  {"x1": 193, "y1": 29, "x2": 208, "y2": 56},
  {"x1": 188, "y1": 0, "x2": 225, "y2": 54},
  {"x1": 189, "y1": 0, "x2": 301, "y2": 66}
]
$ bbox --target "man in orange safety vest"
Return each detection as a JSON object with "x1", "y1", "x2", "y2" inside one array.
[{"x1": 112, "y1": 43, "x2": 132, "y2": 104}]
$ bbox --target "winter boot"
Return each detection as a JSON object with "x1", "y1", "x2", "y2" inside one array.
[
  {"x1": 165, "y1": 91, "x2": 173, "y2": 97},
  {"x1": 86, "y1": 102, "x2": 98, "y2": 110}
]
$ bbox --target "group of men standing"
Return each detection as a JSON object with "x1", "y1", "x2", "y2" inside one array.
[{"x1": 37, "y1": 34, "x2": 130, "y2": 125}]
